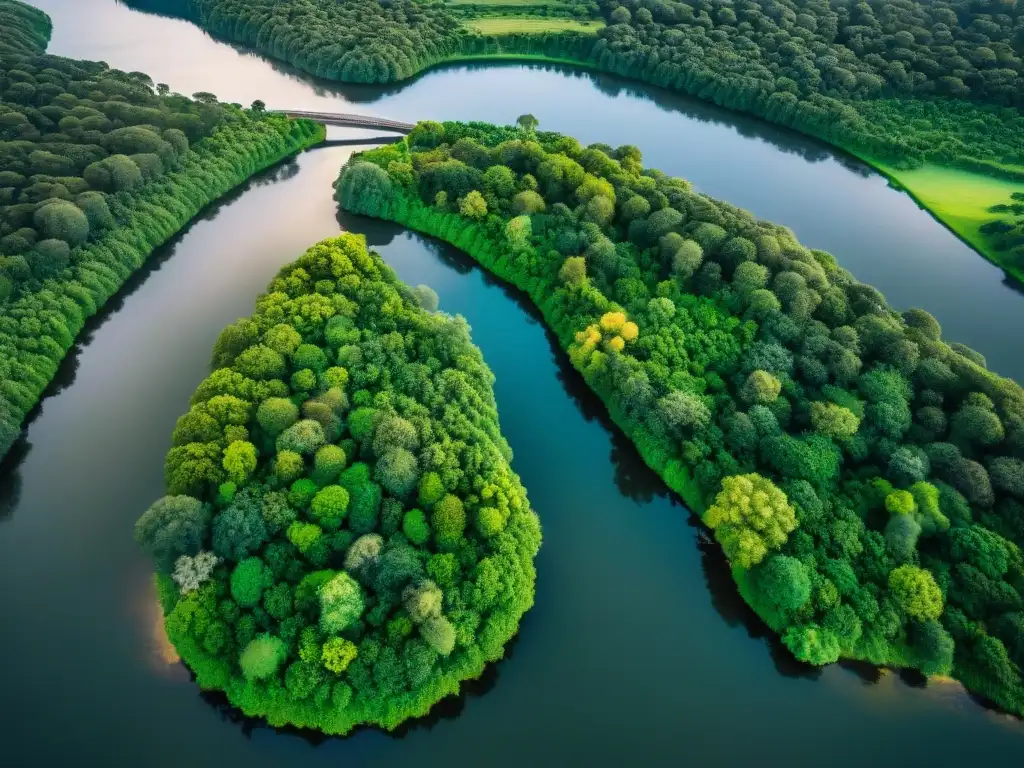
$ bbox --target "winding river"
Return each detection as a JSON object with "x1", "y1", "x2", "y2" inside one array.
[{"x1": 1, "y1": 1, "x2": 1023, "y2": 764}]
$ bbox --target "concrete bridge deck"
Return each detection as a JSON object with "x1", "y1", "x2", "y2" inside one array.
[{"x1": 273, "y1": 110, "x2": 414, "y2": 133}]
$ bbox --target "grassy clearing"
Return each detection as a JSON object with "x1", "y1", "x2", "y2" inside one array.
[
  {"x1": 464, "y1": 17, "x2": 604, "y2": 34},
  {"x1": 875, "y1": 162, "x2": 1024, "y2": 283}
]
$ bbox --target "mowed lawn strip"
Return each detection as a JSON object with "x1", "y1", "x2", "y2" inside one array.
[{"x1": 464, "y1": 17, "x2": 604, "y2": 34}]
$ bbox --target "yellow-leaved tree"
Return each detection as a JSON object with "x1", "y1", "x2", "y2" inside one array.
[{"x1": 705, "y1": 473, "x2": 797, "y2": 568}]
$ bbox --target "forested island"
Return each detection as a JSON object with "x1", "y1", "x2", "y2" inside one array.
[
  {"x1": 336, "y1": 119, "x2": 1024, "y2": 715},
  {"x1": 135, "y1": 233, "x2": 540, "y2": 733},
  {"x1": 123, "y1": 0, "x2": 1024, "y2": 281},
  {"x1": 0, "y1": 0, "x2": 323, "y2": 459}
]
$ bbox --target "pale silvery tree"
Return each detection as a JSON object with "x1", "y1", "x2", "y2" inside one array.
[{"x1": 172, "y1": 550, "x2": 219, "y2": 594}]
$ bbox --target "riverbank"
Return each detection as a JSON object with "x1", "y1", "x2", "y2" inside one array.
[
  {"x1": 0, "y1": 116, "x2": 325, "y2": 459},
  {"x1": 120, "y1": 0, "x2": 1024, "y2": 287},
  {"x1": 344, "y1": 184, "x2": 1024, "y2": 717},
  {"x1": 866, "y1": 161, "x2": 1024, "y2": 286},
  {"x1": 335, "y1": 125, "x2": 1024, "y2": 718}
]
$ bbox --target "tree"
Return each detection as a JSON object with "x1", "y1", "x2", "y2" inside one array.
[
  {"x1": 275, "y1": 450, "x2": 305, "y2": 484},
  {"x1": 34, "y1": 200, "x2": 88, "y2": 245},
  {"x1": 411, "y1": 285, "x2": 439, "y2": 312},
  {"x1": 705, "y1": 474, "x2": 798, "y2": 569},
  {"x1": 319, "y1": 572, "x2": 365, "y2": 633},
  {"x1": 559, "y1": 256, "x2": 586, "y2": 285},
  {"x1": 432, "y1": 494, "x2": 466, "y2": 547},
  {"x1": 375, "y1": 545, "x2": 425, "y2": 595},
  {"x1": 888, "y1": 446, "x2": 929, "y2": 486},
  {"x1": 783, "y1": 623, "x2": 841, "y2": 665},
  {"x1": 222, "y1": 440, "x2": 257, "y2": 484},
  {"x1": 810, "y1": 402, "x2": 859, "y2": 439},
  {"x1": 889, "y1": 565, "x2": 943, "y2": 622},
  {"x1": 949, "y1": 525, "x2": 1013, "y2": 580},
  {"x1": 28, "y1": 239, "x2": 70, "y2": 278},
  {"x1": 172, "y1": 551, "x2": 218, "y2": 594},
  {"x1": 375, "y1": 448, "x2": 419, "y2": 497},
  {"x1": 420, "y1": 615, "x2": 456, "y2": 655},
  {"x1": 212, "y1": 494, "x2": 268, "y2": 561},
  {"x1": 321, "y1": 637, "x2": 358, "y2": 674},
  {"x1": 419, "y1": 472, "x2": 445, "y2": 507},
  {"x1": 344, "y1": 533, "x2": 383, "y2": 573},
  {"x1": 373, "y1": 415, "x2": 418, "y2": 457},
  {"x1": 336, "y1": 161, "x2": 393, "y2": 216},
  {"x1": 732, "y1": 261, "x2": 769, "y2": 296},
  {"x1": 885, "y1": 490, "x2": 915, "y2": 516},
  {"x1": 476, "y1": 506, "x2": 506, "y2": 537},
  {"x1": 912, "y1": 620, "x2": 954, "y2": 676},
  {"x1": 516, "y1": 114, "x2": 538, "y2": 133},
  {"x1": 512, "y1": 190, "x2": 545, "y2": 214},
  {"x1": 989, "y1": 457, "x2": 1024, "y2": 498},
  {"x1": 234, "y1": 344, "x2": 286, "y2": 380},
  {"x1": 312, "y1": 444, "x2": 346, "y2": 485},
  {"x1": 135, "y1": 495, "x2": 209, "y2": 571},
  {"x1": 403, "y1": 508, "x2": 430, "y2": 545},
  {"x1": 610, "y1": 6, "x2": 631, "y2": 24},
  {"x1": 884, "y1": 513, "x2": 921, "y2": 562},
  {"x1": 310, "y1": 485, "x2": 349, "y2": 531},
  {"x1": 277, "y1": 419, "x2": 326, "y2": 455},
  {"x1": 250, "y1": 99, "x2": 266, "y2": 115},
  {"x1": 655, "y1": 390, "x2": 710, "y2": 435},
  {"x1": 753, "y1": 555, "x2": 811, "y2": 614},
  {"x1": 458, "y1": 190, "x2": 487, "y2": 219},
  {"x1": 741, "y1": 370, "x2": 781, "y2": 404},
  {"x1": 231, "y1": 557, "x2": 271, "y2": 607},
  {"x1": 240, "y1": 635, "x2": 287, "y2": 681},
  {"x1": 403, "y1": 580, "x2": 443, "y2": 623},
  {"x1": 951, "y1": 403, "x2": 1004, "y2": 447}
]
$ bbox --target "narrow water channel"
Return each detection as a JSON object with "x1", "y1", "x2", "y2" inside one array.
[{"x1": 0, "y1": 2, "x2": 1021, "y2": 765}]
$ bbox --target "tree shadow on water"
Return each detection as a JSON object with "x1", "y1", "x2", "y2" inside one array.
[
  {"x1": 695, "y1": 523, "x2": 822, "y2": 681},
  {"x1": 336, "y1": 211, "x2": 403, "y2": 252},
  {"x1": 194, "y1": 632, "x2": 521, "y2": 745},
  {"x1": 0, "y1": 439, "x2": 25, "y2": 524}
]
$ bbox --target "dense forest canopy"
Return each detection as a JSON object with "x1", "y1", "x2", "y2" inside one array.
[
  {"x1": 136, "y1": 234, "x2": 540, "y2": 733},
  {"x1": 126, "y1": 0, "x2": 470, "y2": 82},
  {"x1": 125, "y1": 0, "x2": 1024, "y2": 172},
  {"x1": 595, "y1": 0, "x2": 1023, "y2": 107},
  {"x1": 0, "y1": 0, "x2": 323, "y2": 459},
  {"x1": 0, "y1": 0, "x2": 50, "y2": 56},
  {"x1": 337, "y1": 119, "x2": 1024, "y2": 715},
  {"x1": 0, "y1": 0, "x2": 233, "y2": 302}
]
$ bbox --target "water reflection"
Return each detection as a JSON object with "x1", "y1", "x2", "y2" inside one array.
[
  {"x1": 322, "y1": 137, "x2": 403, "y2": 148},
  {"x1": 119, "y1": 1, "x2": 871, "y2": 179},
  {"x1": 282, "y1": 52, "x2": 872, "y2": 173}
]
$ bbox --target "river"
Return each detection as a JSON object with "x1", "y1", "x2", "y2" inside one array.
[{"x1": 0, "y1": 1, "x2": 1021, "y2": 765}]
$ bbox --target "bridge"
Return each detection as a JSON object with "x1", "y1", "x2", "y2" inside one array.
[{"x1": 273, "y1": 109, "x2": 415, "y2": 134}]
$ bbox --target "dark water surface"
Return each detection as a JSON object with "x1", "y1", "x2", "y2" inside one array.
[{"x1": 1, "y1": 1, "x2": 1021, "y2": 765}]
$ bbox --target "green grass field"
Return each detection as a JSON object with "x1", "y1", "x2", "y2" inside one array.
[
  {"x1": 878, "y1": 162, "x2": 1024, "y2": 282},
  {"x1": 464, "y1": 17, "x2": 604, "y2": 34}
]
